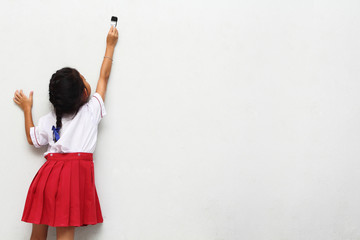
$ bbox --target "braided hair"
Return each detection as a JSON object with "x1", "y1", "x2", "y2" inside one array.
[{"x1": 49, "y1": 67, "x2": 87, "y2": 142}]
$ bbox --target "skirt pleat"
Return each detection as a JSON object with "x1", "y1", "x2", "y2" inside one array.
[{"x1": 21, "y1": 153, "x2": 103, "y2": 227}]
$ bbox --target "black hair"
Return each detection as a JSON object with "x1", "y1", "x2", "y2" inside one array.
[{"x1": 49, "y1": 67, "x2": 87, "y2": 141}]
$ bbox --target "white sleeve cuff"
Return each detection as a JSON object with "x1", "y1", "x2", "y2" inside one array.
[
  {"x1": 93, "y1": 92, "x2": 107, "y2": 118},
  {"x1": 30, "y1": 126, "x2": 41, "y2": 148}
]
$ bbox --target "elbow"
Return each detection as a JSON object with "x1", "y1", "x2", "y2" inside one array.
[
  {"x1": 27, "y1": 137, "x2": 33, "y2": 145},
  {"x1": 100, "y1": 74, "x2": 110, "y2": 80}
]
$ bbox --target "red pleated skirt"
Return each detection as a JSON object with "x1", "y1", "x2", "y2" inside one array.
[{"x1": 21, "y1": 152, "x2": 103, "y2": 227}]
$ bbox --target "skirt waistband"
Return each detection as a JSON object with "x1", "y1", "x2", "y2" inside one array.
[{"x1": 45, "y1": 152, "x2": 93, "y2": 161}]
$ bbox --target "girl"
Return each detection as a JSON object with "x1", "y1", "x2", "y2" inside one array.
[{"x1": 13, "y1": 25, "x2": 118, "y2": 240}]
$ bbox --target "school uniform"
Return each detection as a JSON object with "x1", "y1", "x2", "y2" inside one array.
[{"x1": 21, "y1": 93, "x2": 106, "y2": 227}]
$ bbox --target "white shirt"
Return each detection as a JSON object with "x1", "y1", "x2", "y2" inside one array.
[{"x1": 30, "y1": 93, "x2": 107, "y2": 156}]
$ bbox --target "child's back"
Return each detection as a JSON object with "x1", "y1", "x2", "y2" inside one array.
[{"x1": 32, "y1": 92, "x2": 106, "y2": 155}]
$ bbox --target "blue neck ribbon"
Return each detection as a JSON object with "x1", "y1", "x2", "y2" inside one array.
[{"x1": 52, "y1": 126, "x2": 61, "y2": 142}]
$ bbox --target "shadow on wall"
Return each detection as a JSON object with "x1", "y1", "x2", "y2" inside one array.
[
  {"x1": 76, "y1": 223, "x2": 103, "y2": 239},
  {"x1": 45, "y1": 223, "x2": 103, "y2": 239}
]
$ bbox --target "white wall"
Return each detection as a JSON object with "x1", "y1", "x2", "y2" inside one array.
[{"x1": 1, "y1": 0, "x2": 360, "y2": 239}]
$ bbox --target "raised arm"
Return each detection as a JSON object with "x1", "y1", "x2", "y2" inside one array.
[
  {"x1": 13, "y1": 90, "x2": 34, "y2": 145},
  {"x1": 96, "y1": 25, "x2": 119, "y2": 101}
]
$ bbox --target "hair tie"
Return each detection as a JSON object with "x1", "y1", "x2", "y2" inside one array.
[{"x1": 52, "y1": 125, "x2": 61, "y2": 142}]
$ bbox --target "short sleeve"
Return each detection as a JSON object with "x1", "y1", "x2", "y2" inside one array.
[
  {"x1": 30, "y1": 116, "x2": 50, "y2": 148},
  {"x1": 87, "y1": 92, "x2": 107, "y2": 124}
]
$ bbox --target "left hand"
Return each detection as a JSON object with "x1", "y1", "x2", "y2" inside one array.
[{"x1": 13, "y1": 90, "x2": 33, "y2": 111}]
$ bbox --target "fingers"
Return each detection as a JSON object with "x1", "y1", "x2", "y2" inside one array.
[
  {"x1": 14, "y1": 89, "x2": 33, "y2": 102},
  {"x1": 109, "y1": 25, "x2": 118, "y2": 35},
  {"x1": 13, "y1": 90, "x2": 21, "y2": 104},
  {"x1": 29, "y1": 91, "x2": 34, "y2": 101},
  {"x1": 13, "y1": 97, "x2": 20, "y2": 104},
  {"x1": 14, "y1": 94, "x2": 20, "y2": 101},
  {"x1": 15, "y1": 90, "x2": 23, "y2": 99},
  {"x1": 15, "y1": 90, "x2": 21, "y2": 99}
]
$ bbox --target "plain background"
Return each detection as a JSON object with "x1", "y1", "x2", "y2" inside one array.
[{"x1": 1, "y1": 0, "x2": 360, "y2": 239}]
